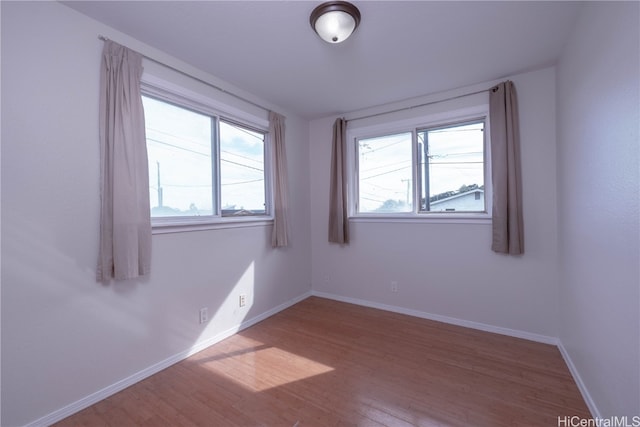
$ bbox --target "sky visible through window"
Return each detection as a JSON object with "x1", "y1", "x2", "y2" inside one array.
[
  {"x1": 142, "y1": 96, "x2": 265, "y2": 217},
  {"x1": 358, "y1": 132, "x2": 413, "y2": 213}
]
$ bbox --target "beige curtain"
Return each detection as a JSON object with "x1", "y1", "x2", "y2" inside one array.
[
  {"x1": 489, "y1": 81, "x2": 524, "y2": 255},
  {"x1": 269, "y1": 111, "x2": 290, "y2": 248},
  {"x1": 328, "y1": 118, "x2": 349, "y2": 244},
  {"x1": 97, "y1": 41, "x2": 152, "y2": 281}
]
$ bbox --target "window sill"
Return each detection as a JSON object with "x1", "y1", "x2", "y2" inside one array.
[
  {"x1": 152, "y1": 217, "x2": 274, "y2": 234},
  {"x1": 350, "y1": 214, "x2": 491, "y2": 225}
]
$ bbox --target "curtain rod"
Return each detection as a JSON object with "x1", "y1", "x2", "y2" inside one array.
[
  {"x1": 346, "y1": 88, "x2": 491, "y2": 123},
  {"x1": 98, "y1": 35, "x2": 271, "y2": 114}
]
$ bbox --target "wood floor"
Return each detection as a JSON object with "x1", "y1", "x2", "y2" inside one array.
[{"x1": 55, "y1": 297, "x2": 590, "y2": 426}]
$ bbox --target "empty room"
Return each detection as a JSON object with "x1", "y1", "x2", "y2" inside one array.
[{"x1": 1, "y1": 1, "x2": 638, "y2": 426}]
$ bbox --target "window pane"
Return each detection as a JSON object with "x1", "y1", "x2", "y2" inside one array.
[
  {"x1": 143, "y1": 96, "x2": 214, "y2": 217},
  {"x1": 419, "y1": 121, "x2": 484, "y2": 212},
  {"x1": 219, "y1": 121, "x2": 266, "y2": 216},
  {"x1": 358, "y1": 132, "x2": 413, "y2": 213}
]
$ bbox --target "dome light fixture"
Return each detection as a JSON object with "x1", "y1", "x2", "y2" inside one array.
[{"x1": 310, "y1": 1, "x2": 361, "y2": 44}]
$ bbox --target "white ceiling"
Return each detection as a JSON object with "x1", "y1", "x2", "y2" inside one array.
[{"x1": 62, "y1": 1, "x2": 582, "y2": 119}]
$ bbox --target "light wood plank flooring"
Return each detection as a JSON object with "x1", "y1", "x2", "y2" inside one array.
[{"x1": 55, "y1": 297, "x2": 590, "y2": 426}]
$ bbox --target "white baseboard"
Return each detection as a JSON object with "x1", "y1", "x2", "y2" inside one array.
[
  {"x1": 557, "y1": 341, "x2": 600, "y2": 418},
  {"x1": 311, "y1": 291, "x2": 558, "y2": 345},
  {"x1": 27, "y1": 291, "x2": 312, "y2": 427},
  {"x1": 29, "y1": 290, "x2": 597, "y2": 426},
  {"x1": 311, "y1": 292, "x2": 604, "y2": 415}
]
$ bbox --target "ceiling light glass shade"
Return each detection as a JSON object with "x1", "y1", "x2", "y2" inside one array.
[{"x1": 310, "y1": 1, "x2": 361, "y2": 44}]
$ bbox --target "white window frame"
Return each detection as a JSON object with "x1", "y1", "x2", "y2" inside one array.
[
  {"x1": 347, "y1": 105, "x2": 492, "y2": 224},
  {"x1": 141, "y1": 75, "x2": 273, "y2": 233}
]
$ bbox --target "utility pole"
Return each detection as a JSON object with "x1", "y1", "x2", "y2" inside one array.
[
  {"x1": 157, "y1": 161, "x2": 163, "y2": 208},
  {"x1": 401, "y1": 179, "x2": 411, "y2": 206}
]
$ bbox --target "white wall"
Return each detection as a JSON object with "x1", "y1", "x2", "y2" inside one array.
[
  {"x1": 556, "y1": 2, "x2": 640, "y2": 417},
  {"x1": 309, "y1": 67, "x2": 560, "y2": 339},
  {"x1": 4, "y1": 1, "x2": 637, "y2": 424},
  {"x1": 1, "y1": 2, "x2": 311, "y2": 426}
]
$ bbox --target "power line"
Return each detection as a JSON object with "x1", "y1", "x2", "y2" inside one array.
[
  {"x1": 221, "y1": 149, "x2": 264, "y2": 165},
  {"x1": 428, "y1": 127, "x2": 484, "y2": 134},
  {"x1": 360, "y1": 195, "x2": 387, "y2": 204},
  {"x1": 360, "y1": 136, "x2": 410, "y2": 154},
  {"x1": 148, "y1": 138, "x2": 265, "y2": 172},
  {"x1": 222, "y1": 178, "x2": 264, "y2": 186},
  {"x1": 147, "y1": 137, "x2": 210, "y2": 157},
  {"x1": 221, "y1": 121, "x2": 265, "y2": 142},
  {"x1": 221, "y1": 157, "x2": 264, "y2": 172},
  {"x1": 430, "y1": 161, "x2": 483, "y2": 165},
  {"x1": 361, "y1": 159, "x2": 412, "y2": 174},
  {"x1": 161, "y1": 183, "x2": 212, "y2": 188},
  {"x1": 147, "y1": 123, "x2": 265, "y2": 154},
  {"x1": 146, "y1": 126, "x2": 211, "y2": 150},
  {"x1": 151, "y1": 179, "x2": 265, "y2": 190},
  {"x1": 429, "y1": 151, "x2": 483, "y2": 158},
  {"x1": 361, "y1": 165, "x2": 411, "y2": 181},
  {"x1": 147, "y1": 127, "x2": 265, "y2": 165}
]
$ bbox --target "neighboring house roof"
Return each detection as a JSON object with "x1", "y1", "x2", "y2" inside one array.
[{"x1": 431, "y1": 189, "x2": 484, "y2": 205}]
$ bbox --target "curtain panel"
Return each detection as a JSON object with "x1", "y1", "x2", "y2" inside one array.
[
  {"x1": 328, "y1": 118, "x2": 349, "y2": 244},
  {"x1": 97, "y1": 40, "x2": 152, "y2": 281},
  {"x1": 269, "y1": 111, "x2": 290, "y2": 248},
  {"x1": 489, "y1": 81, "x2": 524, "y2": 255}
]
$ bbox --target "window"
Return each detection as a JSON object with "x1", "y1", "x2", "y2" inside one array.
[
  {"x1": 219, "y1": 121, "x2": 266, "y2": 216},
  {"x1": 357, "y1": 132, "x2": 413, "y2": 213},
  {"x1": 418, "y1": 120, "x2": 486, "y2": 213},
  {"x1": 142, "y1": 94, "x2": 269, "y2": 227},
  {"x1": 354, "y1": 117, "x2": 489, "y2": 218}
]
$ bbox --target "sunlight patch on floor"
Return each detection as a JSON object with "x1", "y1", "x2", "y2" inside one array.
[{"x1": 194, "y1": 337, "x2": 335, "y2": 392}]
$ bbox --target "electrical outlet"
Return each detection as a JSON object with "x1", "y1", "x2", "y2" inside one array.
[
  {"x1": 239, "y1": 294, "x2": 247, "y2": 307},
  {"x1": 391, "y1": 281, "x2": 398, "y2": 292},
  {"x1": 199, "y1": 307, "x2": 208, "y2": 324}
]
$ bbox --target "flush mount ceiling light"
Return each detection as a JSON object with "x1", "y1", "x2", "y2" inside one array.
[{"x1": 310, "y1": 1, "x2": 361, "y2": 44}]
